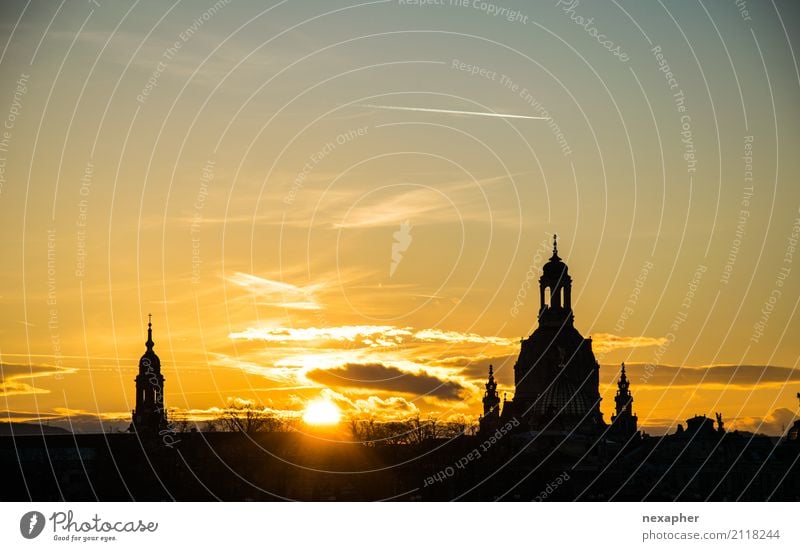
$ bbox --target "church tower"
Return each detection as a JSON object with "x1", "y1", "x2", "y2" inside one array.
[
  {"x1": 538, "y1": 234, "x2": 574, "y2": 328},
  {"x1": 610, "y1": 363, "x2": 637, "y2": 438},
  {"x1": 479, "y1": 365, "x2": 501, "y2": 434},
  {"x1": 507, "y1": 235, "x2": 605, "y2": 433},
  {"x1": 130, "y1": 315, "x2": 167, "y2": 434}
]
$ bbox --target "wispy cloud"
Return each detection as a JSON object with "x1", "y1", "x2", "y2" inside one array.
[
  {"x1": 591, "y1": 333, "x2": 669, "y2": 354},
  {"x1": 331, "y1": 187, "x2": 450, "y2": 229},
  {"x1": 0, "y1": 363, "x2": 77, "y2": 397},
  {"x1": 226, "y1": 272, "x2": 322, "y2": 310},
  {"x1": 329, "y1": 175, "x2": 517, "y2": 230},
  {"x1": 229, "y1": 325, "x2": 410, "y2": 345},
  {"x1": 413, "y1": 328, "x2": 515, "y2": 346},
  {"x1": 228, "y1": 324, "x2": 514, "y2": 348}
]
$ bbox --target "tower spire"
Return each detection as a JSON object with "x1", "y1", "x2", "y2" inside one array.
[
  {"x1": 146, "y1": 313, "x2": 154, "y2": 350},
  {"x1": 551, "y1": 233, "x2": 559, "y2": 260},
  {"x1": 479, "y1": 364, "x2": 501, "y2": 434},
  {"x1": 131, "y1": 313, "x2": 167, "y2": 435},
  {"x1": 611, "y1": 362, "x2": 637, "y2": 438}
]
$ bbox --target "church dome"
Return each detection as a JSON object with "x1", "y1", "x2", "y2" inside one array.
[{"x1": 531, "y1": 377, "x2": 593, "y2": 418}]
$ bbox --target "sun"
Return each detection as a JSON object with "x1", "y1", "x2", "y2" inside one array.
[{"x1": 302, "y1": 400, "x2": 342, "y2": 426}]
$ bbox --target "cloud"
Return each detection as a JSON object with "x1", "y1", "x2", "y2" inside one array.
[
  {"x1": 727, "y1": 408, "x2": 798, "y2": 435},
  {"x1": 329, "y1": 173, "x2": 520, "y2": 229},
  {"x1": 225, "y1": 324, "x2": 519, "y2": 384},
  {"x1": 223, "y1": 324, "x2": 670, "y2": 413},
  {"x1": 351, "y1": 395, "x2": 420, "y2": 418},
  {"x1": 612, "y1": 363, "x2": 800, "y2": 389},
  {"x1": 414, "y1": 328, "x2": 515, "y2": 346},
  {"x1": 306, "y1": 362, "x2": 466, "y2": 401},
  {"x1": 226, "y1": 272, "x2": 322, "y2": 310},
  {"x1": 590, "y1": 333, "x2": 669, "y2": 354},
  {"x1": 309, "y1": 388, "x2": 420, "y2": 420},
  {"x1": 228, "y1": 324, "x2": 514, "y2": 348},
  {"x1": 229, "y1": 325, "x2": 411, "y2": 345},
  {"x1": 211, "y1": 354, "x2": 305, "y2": 384},
  {"x1": 0, "y1": 363, "x2": 77, "y2": 397}
]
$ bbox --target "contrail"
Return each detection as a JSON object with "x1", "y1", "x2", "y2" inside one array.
[{"x1": 360, "y1": 103, "x2": 549, "y2": 121}]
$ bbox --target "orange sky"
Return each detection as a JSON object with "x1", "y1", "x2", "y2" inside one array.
[{"x1": 1, "y1": 0, "x2": 800, "y2": 435}]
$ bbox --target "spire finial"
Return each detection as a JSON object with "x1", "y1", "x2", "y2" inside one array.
[
  {"x1": 489, "y1": 364, "x2": 494, "y2": 377},
  {"x1": 550, "y1": 233, "x2": 560, "y2": 260},
  {"x1": 146, "y1": 313, "x2": 154, "y2": 350}
]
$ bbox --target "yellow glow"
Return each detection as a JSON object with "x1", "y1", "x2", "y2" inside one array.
[{"x1": 302, "y1": 400, "x2": 342, "y2": 425}]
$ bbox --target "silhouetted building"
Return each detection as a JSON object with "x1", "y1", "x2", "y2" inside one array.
[
  {"x1": 479, "y1": 365, "x2": 501, "y2": 434},
  {"x1": 610, "y1": 363, "x2": 637, "y2": 439},
  {"x1": 501, "y1": 235, "x2": 605, "y2": 433},
  {"x1": 129, "y1": 315, "x2": 167, "y2": 434},
  {"x1": 684, "y1": 414, "x2": 717, "y2": 438}
]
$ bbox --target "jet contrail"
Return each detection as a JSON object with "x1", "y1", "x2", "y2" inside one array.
[{"x1": 361, "y1": 103, "x2": 549, "y2": 121}]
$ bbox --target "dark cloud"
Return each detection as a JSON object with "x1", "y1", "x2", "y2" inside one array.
[
  {"x1": 306, "y1": 363, "x2": 466, "y2": 401},
  {"x1": 455, "y1": 355, "x2": 516, "y2": 383},
  {"x1": 601, "y1": 363, "x2": 800, "y2": 388}
]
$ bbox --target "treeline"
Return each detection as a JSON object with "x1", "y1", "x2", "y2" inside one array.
[
  {"x1": 169, "y1": 401, "x2": 477, "y2": 444},
  {"x1": 347, "y1": 415, "x2": 476, "y2": 445}
]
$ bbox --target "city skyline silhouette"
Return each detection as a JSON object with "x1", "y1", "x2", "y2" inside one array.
[{"x1": 1, "y1": 0, "x2": 799, "y2": 503}]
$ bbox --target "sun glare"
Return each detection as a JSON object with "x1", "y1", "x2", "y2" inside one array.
[{"x1": 302, "y1": 400, "x2": 342, "y2": 426}]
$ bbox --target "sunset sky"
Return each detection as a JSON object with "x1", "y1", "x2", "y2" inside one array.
[{"x1": 1, "y1": 0, "x2": 799, "y2": 435}]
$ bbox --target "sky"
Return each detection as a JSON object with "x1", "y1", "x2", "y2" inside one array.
[{"x1": 1, "y1": 0, "x2": 799, "y2": 435}]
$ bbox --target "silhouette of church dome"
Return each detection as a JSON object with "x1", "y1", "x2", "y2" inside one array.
[{"x1": 531, "y1": 377, "x2": 593, "y2": 418}]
